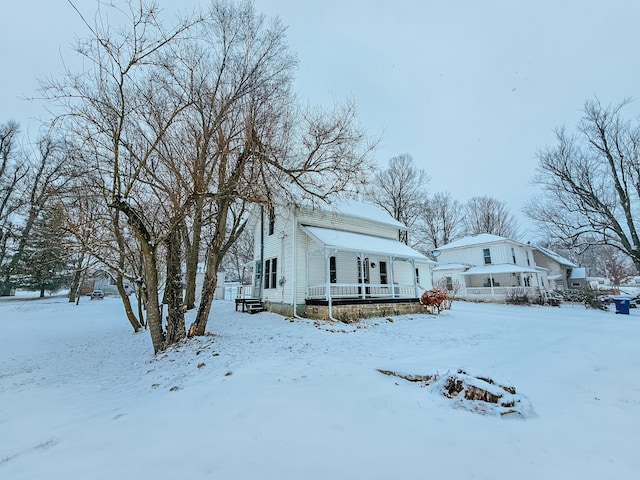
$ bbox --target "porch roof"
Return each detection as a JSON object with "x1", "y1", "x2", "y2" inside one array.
[
  {"x1": 461, "y1": 264, "x2": 542, "y2": 275},
  {"x1": 301, "y1": 225, "x2": 433, "y2": 263}
]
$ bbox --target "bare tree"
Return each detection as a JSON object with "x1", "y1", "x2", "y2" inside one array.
[
  {"x1": 0, "y1": 132, "x2": 74, "y2": 295},
  {"x1": 525, "y1": 97, "x2": 640, "y2": 271},
  {"x1": 366, "y1": 153, "x2": 429, "y2": 244},
  {"x1": 463, "y1": 195, "x2": 520, "y2": 238},
  {"x1": 43, "y1": 0, "x2": 373, "y2": 353},
  {"x1": 419, "y1": 191, "x2": 464, "y2": 250},
  {"x1": 0, "y1": 121, "x2": 27, "y2": 294}
]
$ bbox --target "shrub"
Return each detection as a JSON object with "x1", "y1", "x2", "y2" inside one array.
[
  {"x1": 505, "y1": 287, "x2": 531, "y2": 305},
  {"x1": 421, "y1": 288, "x2": 449, "y2": 313}
]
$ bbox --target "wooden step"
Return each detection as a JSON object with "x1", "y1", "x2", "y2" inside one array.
[{"x1": 235, "y1": 297, "x2": 264, "y2": 313}]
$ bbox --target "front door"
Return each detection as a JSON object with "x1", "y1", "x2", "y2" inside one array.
[{"x1": 357, "y1": 256, "x2": 370, "y2": 296}]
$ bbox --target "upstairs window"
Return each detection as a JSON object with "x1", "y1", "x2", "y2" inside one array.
[
  {"x1": 511, "y1": 247, "x2": 516, "y2": 264},
  {"x1": 268, "y1": 208, "x2": 275, "y2": 236},
  {"x1": 483, "y1": 248, "x2": 492, "y2": 265},
  {"x1": 526, "y1": 251, "x2": 531, "y2": 266}
]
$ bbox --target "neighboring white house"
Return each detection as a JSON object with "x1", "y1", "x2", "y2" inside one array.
[
  {"x1": 247, "y1": 199, "x2": 435, "y2": 321},
  {"x1": 432, "y1": 233, "x2": 549, "y2": 302},
  {"x1": 532, "y1": 245, "x2": 581, "y2": 291}
]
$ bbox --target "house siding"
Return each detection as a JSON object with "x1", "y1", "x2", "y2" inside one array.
[
  {"x1": 438, "y1": 243, "x2": 536, "y2": 268},
  {"x1": 296, "y1": 209, "x2": 400, "y2": 241}
]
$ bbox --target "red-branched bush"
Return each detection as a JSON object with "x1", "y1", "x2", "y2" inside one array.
[{"x1": 420, "y1": 288, "x2": 449, "y2": 312}]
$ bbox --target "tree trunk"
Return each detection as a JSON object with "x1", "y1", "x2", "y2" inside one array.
[
  {"x1": 189, "y1": 248, "x2": 221, "y2": 337},
  {"x1": 189, "y1": 201, "x2": 229, "y2": 337},
  {"x1": 68, "y1": 267, "x2": 81, "y2": 303},
  {"x1": 140, "y1": 243, "x2": 164, "y2": 353},
  {"x1": 115, "y1": 273, "x2": 142, "y2": 332},
  {"x1": 184, "y1": 196, "x2": 203, "y2": 310},
  {"x1": 68, "y1": 251, "x2": 86, "y2": 303},
  {"x1": 164, "y1": 225, "x2": 186, "y2": 346},
  {"x1": 40, "y1": 287, "x2": 45, "y2": 298}
]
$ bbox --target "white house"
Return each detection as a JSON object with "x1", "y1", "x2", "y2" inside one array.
[
  {"x1": 247, "y1": 199, "x2": 434, "y2": 321},
  {"x1": 532, "y1": 246, "x2": 582, "y2": 291},
  {"x1": 432, "y1": 233, "x2": 549, "y2": 302}
]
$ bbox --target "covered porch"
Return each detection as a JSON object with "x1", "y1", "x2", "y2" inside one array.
[
  {"x1": 300, "y1": 226, "x2": 432, "y2": 318},
  {"x1": 459, "y1": 264, "x2": 548, "y2": 301}
]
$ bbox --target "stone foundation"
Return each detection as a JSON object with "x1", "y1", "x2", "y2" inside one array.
[{"x1": 303, "y1": 302, "x2": 430, "y2": 322}]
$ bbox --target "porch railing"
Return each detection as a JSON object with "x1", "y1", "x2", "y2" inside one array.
[
  {"x1": 307, "y1": 283, "x2": 417, "y2": 300},
  {"x1": 462, "y1": 286, "x2": 541, "y2": 299}
]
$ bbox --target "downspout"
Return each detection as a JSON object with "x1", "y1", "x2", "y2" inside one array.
[
  {"x1": 291, "y1": 216, "x2": 302, "y2": 319},
  {"x1": 258, "y1": 205, "x2": 264, "y2": 300}
]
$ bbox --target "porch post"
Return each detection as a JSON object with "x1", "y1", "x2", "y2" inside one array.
[
  {"x1": 325, "y1": 248, "x2": 334, "y2": 317},
  {"x1": 388, "y1": 255, "x2": 395, "y2": 299},
  {"x1": 325, "y1": 249, "x2": 331, "y2": 301},
  {"x1": 489, "y1": 273, "x2": 495, "y2": 296},
  {"x1": 306, "y1": 251, "x2": 311, "y2": 300},
  {"x1": 411, "y1": 259, "x2": 418, "y2": 297},
  {"x1": 359, "y1": 253, "x2": 366, "y2": 300}
]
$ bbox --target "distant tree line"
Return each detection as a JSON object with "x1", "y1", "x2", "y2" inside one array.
[{"x1": 364, "y1": 153, "x2": 521, "y2": 254}]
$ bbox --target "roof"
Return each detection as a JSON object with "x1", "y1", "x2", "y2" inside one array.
[
  {"x1": 432, "y1": 263, "x2": 470, "y2": 271},
  {"x1": 461, "y1": 264, "x2": 542, "y2": 275},
  {"x1": 569, "y1": 267, "x2": 587, "y2": 279},
  {"x1": 301, "y1": 225, "x2": 433, "y2": 263},
  {"x1": 435, "y1": 233, "x2": 522, "y2": 251},
  {"x1": 319, "y1": 198, "x2": 406, "y2": 230},
  {"x1": 534, "y1": 246, "x2": 578, "y2": 268}
]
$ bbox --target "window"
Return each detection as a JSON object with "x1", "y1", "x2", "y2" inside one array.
[
  {"x1": 415, "y1": 268, "x2": 420, "y2": 284},
  {"x1": 446, "y1": 276, "x2": 453, "y2": 290},
  {"x1": 330, "y1": 256, "x2": 337, "y2": 283},
  {"x1": 264, "y1": 259, "x2": 271, "y2": 289},
  {"x1": 483, "y1": 248, "x2": 492, "y2": 265},
  {"x1": 379, "y1": 261, "x2": 388, "y2": 284},
  {"x1": 526, "y1": 251, "x2": 530, "y2": 266},
  {"x1": 264, "y1": 258, "x2": 278, "y2": 289},
  {"x1": 511, "y1": 247, "x2": 516, "y2": 264},
  {"x1": 271, "y1": 258, "x2": 277, "y2": 288},
  {"x1": 357, "y1": 257, "x2": 370, "y2": 283},
  {"x1": 268, "y1": 208, "x2": 275, "y2": 236},
  {"x1": 524, "y1": 276, "x2": 531, "y2": 287}
]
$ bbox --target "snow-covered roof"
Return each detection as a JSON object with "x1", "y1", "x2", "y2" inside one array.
[
  {"x1": 435, "y1": 233, "x2": 522, "y2": 251},
  {"x1": 432, "y1": 263, "x2": 470, "y2": 271},
  {"x1": 534, "y1": 246, "x2": 578, "y2": 268},
  {"x1": 569, "y1": 267, "x2": 587, "y2": 279},
  {"x1": 461, "y1": 264, "x2": 541, "y2": 275},
  {"x1": 301, "y1": 225, "x2": 433, "y2": 263},
  {"x1": 319, "y1": 198, "x2": 406, "y2": 230}
]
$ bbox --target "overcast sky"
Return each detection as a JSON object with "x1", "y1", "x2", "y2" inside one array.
[{"x1": 2, "y1": 1, "x2": 640, "y2": 239}]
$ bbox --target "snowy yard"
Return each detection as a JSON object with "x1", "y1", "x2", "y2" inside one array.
[{"x1": 1, "y1": 293, "x2": 639, "y2": 479}]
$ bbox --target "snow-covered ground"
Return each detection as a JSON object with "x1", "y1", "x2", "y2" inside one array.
[{"x1": 1, "y1": 293, "x2": 639, "y2": 479}]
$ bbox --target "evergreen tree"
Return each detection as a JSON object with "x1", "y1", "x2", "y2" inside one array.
[{"x1": 17, "y1": 208, "x2": 72, "y2": 297}]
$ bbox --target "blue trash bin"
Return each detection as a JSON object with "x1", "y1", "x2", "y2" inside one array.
[{"x1": 613, "y1": 297, "x2": 631, "y2": 314}]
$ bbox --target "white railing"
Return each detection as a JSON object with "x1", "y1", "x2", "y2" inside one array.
[
  {"x1": 462, "y1": 286, "x2": 541, "y2": 299},
  {"x1": 307, "y1": 283, "x2": 417, "y2": 300}
]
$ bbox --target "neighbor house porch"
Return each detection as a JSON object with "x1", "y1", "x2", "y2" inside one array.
[{"x1": 459, "y1": 264, "x2": 548, "y2": 301}]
